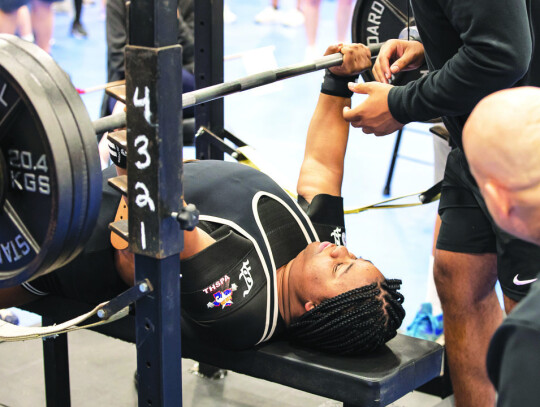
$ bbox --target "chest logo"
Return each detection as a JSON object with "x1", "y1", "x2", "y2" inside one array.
[
  {"x1": 239, "y1": 260, "x2": 254, "y2": 297},
  {"x1": 207, "y1": 284, "x2": 238, "y2": 309},
  {"x1": 203, "y1": 275, "x2": 230, "y2": 294}
]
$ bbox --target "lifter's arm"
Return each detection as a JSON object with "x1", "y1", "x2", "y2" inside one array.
[{"x1": 297, "y1": 44, "x2": 371, "y2": 202}]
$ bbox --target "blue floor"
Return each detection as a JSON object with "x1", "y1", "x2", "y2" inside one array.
[{"x1": 45, "y1": 0, "x2": 438, "y2": 329}]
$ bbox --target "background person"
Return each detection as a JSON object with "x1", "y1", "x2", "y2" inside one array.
[
  {"x1": 0, "y1": 0, "x2": 57, "y2": 53},
  {"x1": 463, "y1": 86, "x2": 540, "y2": 407}
]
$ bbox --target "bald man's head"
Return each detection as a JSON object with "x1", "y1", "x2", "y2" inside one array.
[
  {"x1": 463, "y1": 87, "x2": 540, "y2": 190},
  {"x1": 463, "y1": 86, "x2": 540, "y2": 245}
]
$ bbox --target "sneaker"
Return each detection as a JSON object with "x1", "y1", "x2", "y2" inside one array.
[
  {"x1": 280, "y1": 8, "x2": 305, "y2": 27},
  {"x1": 406, "y1": 303, "x2": 443, "y2": 341},
  {"x1": 223, "y1": 3, "x2": 237, "y2": 24},
  {"x1": 254, "y1": 6, "x2": 282, "y2": 24},
  {"x1": 0, "y1": 309, "x2": 19, "y2": 325},
  {"x1": 71, "y1": 21, "x2": 88, "y2": 38},
  {"x1": 20, "y1": 34, "x2": 34, "y2": 43}
]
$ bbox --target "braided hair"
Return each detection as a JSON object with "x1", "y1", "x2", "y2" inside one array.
[{"x1": 287, "y1": 279, "x2": 405, "y2": 355}]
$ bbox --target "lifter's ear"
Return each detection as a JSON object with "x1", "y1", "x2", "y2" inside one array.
[
  {"x1": 483, "y1": 180, "x2": 512, "y2": 222},
  {"x1": 304, "y1": 301, "x2": 316, "y2": 312}
]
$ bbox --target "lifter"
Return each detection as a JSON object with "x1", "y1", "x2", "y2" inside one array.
[{"x1": 0, "y1": 43, "x2": 406, "y2": 354}]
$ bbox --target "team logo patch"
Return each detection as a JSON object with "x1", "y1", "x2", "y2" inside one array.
[{"x1": 207, "y1": 284, "x2": 238, "y2": 309}]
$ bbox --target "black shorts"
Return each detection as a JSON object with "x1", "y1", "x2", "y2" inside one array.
[
  {"x1": 0, "y1": 0, "x2": 28, "y2": 13},
  {"x1": 436, "y1": 148, "x2": 540, "y2": 301}
]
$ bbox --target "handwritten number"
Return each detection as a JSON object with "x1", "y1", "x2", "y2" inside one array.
[{"x1": 135, "y1": 182, "x2": 155, "y2": 212}]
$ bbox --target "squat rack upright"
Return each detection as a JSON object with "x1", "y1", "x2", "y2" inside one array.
[{"x1": 126, "y1": 0, "x2": 227, "y2": 405}]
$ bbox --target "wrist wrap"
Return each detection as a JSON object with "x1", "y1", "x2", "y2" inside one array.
[
  {"x1": 108, "y1": 139, "x2": 127, "y2": 169},
  {"x1": 321, "y1": 69, "x2": 359, "y2": 98}
]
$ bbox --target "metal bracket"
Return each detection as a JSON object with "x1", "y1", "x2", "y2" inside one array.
[
  {"x1": 195, "y1": 126, "x2": 249, "y2": 160},
  {"x1": 97, "y1": 279, "x2": 154, "y2": 320}
]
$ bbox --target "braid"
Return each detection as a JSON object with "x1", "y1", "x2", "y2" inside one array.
[{"x1": 287, "y1": 279, "x2": 405, "y2": 355}]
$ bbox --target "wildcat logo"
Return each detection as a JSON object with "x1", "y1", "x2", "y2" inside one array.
[{"x1": 239, "y1": 260, "x2": 254, "y2": 297}]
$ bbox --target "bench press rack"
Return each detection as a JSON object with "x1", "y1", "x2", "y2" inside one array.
[{"x1": 8, "y1": 0, "x2": 449, "y2": 406}]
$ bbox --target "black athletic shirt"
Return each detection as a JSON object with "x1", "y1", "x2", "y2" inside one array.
[
  {"x1": 180, "y1": 160, "x2": 346, "y2": 350},
  {"x1": 487, "y1": 279, "x2": 540, "y2": 406},
  {"x1": 24, "y1": 161, "x2": 346, "y2": 351},
  {"x1": 388, "y1": 0, "x2": 540, "y2": 150}
]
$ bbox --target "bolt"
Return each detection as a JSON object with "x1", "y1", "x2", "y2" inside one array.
[
  {"x1": 139, "y1": 282, "x2": 149, "y2": 293},
  {"x1": 97, "y1": 309, "x2": 106, "y2": 319}
]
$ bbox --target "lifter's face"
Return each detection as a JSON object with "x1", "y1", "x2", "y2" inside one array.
[{"x1": 288, "y1": 242, "x2": 384, "y2": 314}]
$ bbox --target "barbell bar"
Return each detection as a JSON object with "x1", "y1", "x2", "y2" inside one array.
[{"x1": 93, "y1": 43, "x2": 382, "y2": 135}]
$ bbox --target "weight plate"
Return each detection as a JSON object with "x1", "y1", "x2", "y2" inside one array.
[
  {"x1": 0, "y1": 46, "x2": 74, "y2": 287},
  {"x1": 1, "y1": 36, "x2": 102, "y2": 269},
  {"x1": 352, "y1": 0, "x2": 427, "y2": 85},
  {"x1": 1, "y1": 37, "x2": 87, "y2": 271}
]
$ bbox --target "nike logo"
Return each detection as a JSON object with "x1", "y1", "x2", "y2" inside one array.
[{"x1": 513, "y1": 275, "x2": 538, "y2": 286}]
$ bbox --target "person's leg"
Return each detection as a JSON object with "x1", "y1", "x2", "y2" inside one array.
[
  {"x1": 303, "y1": 0, "x2": 321, "y2": 49},
  {"x1": 434, "y1": 250, "x2": 500, "y2": 407},
  {"x1": 72, "y1": 0, "x2": 80, "y2": 22},
  {"x1": 16, "y1": 5, "x2": 33, "y2": 40},
  {"x1": 70, "y1": 0, "x2": 87, "y2": 37},
  {"x1": 335, "y1": 0, "x2": 353, "y2": 43},
  {"x1": 0, "y1": 8, "x2": 18, "y2": 34},
  {"x1": 434, "y1": 148, "x2": 503, "y2": 406},
  {"x1": 30, "y1": 0, "x2": 53, "y2": 53}
]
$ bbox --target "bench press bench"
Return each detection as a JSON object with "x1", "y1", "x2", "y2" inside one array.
[{"x1": 19, "y1": 296, "x2": 445, "y2": 407}]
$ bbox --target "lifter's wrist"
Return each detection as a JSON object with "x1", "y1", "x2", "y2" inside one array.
[{"x1": 321, "y1": 69, "x2": 359, "y2": 98}]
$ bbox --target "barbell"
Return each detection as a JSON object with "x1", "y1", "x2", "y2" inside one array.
[
  {"x1": 0, "y1": 0, "x2": 428, "y2": 287},
  {"x1": 0, "y1": 35, "x2": 383, "y2": 287},
  {"x1": 94, "y1": 46, "x2": 379, "y2": 134}
]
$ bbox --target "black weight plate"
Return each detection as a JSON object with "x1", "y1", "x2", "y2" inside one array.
[
  {"x1": 0, "y1": 148, "x2": 6, "y2": 207},
  {"x1": 352, "y1": 0, "x2": 427, "y2": 85},
  {"x1": 1, "y1": 37, "x2": 87, "y2": 271},
  {"x1": 2, "y1": 36, "x2": 102, "y2": 269},
  {"x1": 0, "y1": 48, "x2": 74, "y2": 287},
  {"x1": 2, "y1": 36, "x2": 101, "y2": 269}
]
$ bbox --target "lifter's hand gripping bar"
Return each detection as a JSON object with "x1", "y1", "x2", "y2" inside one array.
[{"x1": 93, "y1": 43, "x2": 382, "y2": 134}]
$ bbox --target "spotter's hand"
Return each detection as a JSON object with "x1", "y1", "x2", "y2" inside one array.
[
  {"x1": 326, "y1": 43, "x2": 372, "y2": 77},
  {"x1": 343, "y1": 82, "x2": 404, "y2": 136},
  {"x1": 372, "y1": 39, "x2": 425, "y2": 84}
]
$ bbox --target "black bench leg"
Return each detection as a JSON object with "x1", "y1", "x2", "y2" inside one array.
[
  {"x1": 42, "y1": 317, "x2": 71, "y2": 407},
  {"x1": 383, "y1": 128, "x2": 404, "y2": 196},
  {"x1": 198, "y1": 362, "x2": 227, "y2": 379}
]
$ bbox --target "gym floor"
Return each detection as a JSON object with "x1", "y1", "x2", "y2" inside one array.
[{"x1": 0, "y1": 0, "x2": 454, "y2": 405}]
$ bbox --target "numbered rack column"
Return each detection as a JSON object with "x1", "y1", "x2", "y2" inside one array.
[{"x1": 125, "y1": 41, "x2": 184, "y2": 407}]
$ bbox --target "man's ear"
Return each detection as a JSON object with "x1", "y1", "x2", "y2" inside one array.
[
  {"x1": 483, "y1": 180, "x2": 512, "y2": 222},
  {"x1": 304, "y1": 301, "x2": 316, "y2": 312}
]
